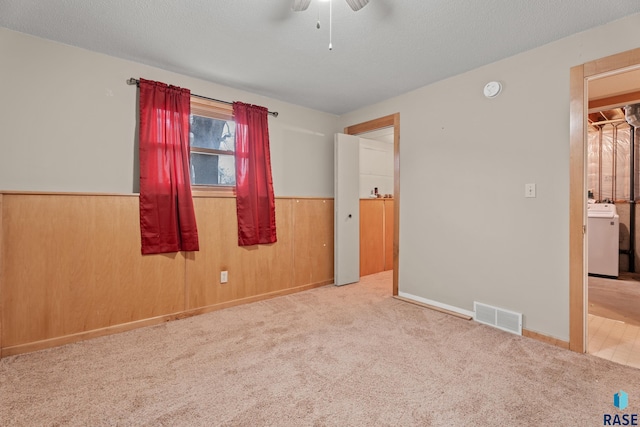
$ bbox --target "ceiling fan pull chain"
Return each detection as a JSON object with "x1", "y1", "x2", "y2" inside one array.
[
  {"x1": 316, "y1": 1, "x2": 321, "y2": 29},
  {"x1": 329, "y1": 0, "x2": 333, "y2": 50}
]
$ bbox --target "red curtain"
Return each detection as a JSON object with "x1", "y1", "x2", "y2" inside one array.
[
  {"x1": 233, "y1": 102, "x2": 277, "y2": 246},
  {"x1": 138, "y1": 78, "x2": 199, "y2": 254}
]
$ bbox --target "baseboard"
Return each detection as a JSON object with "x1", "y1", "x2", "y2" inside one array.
[
  {"x1": 0, "y1": 279, "x2": 333, "y2": 358},
  {"x1": 179, "y1": 280, "x2": 333, "y2": 318},
  {"x1": 395, "y1": 293, "x2": 474, "y2": 320},
  {"x1": 522, "y1": 329, "x2": 570, "y2": 350},
  {"x1": 1, "y1": 313, "x2": 182, "y2": 357}
]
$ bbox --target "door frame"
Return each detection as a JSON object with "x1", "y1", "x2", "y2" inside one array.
[
  {"x1": 569, "y1": 48, "x2": 640, "y2": 352},
  {"x1": 344, "y1": 113, "x2": 400, "y2": 295}
]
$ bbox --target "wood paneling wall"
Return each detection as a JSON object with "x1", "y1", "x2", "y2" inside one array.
[
  {"x1": 291, "y1": 199, "x2": 334, "y2": 288},
  {"x1": 0, "y1": 193, "x2": 333, "y2": 356},
  {"x1": 360, "y1": 199, "x2": 384, "y2": 276},
  {"x1": 384, "y1": 200, "x2": 394, "y2": 270},
  {"x1": 360, "y1": 199, "x2": 394, "y2": 276}
]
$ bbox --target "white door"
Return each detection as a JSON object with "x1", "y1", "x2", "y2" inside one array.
[{"x1": 334, "y1": 133, "x2": 360, "y2": 286}]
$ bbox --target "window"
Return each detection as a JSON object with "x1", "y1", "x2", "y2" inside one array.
[{"x1": 189, "y1": 97, "x2": 235, "y2": 188}]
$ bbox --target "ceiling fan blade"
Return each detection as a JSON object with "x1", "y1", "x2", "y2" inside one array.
[
  {"x1": 345, "y1": 0, "x2": 369, "y2": 11},
  {"x1": 292, "y1": 0, "x2": 312, "y2": 12}
]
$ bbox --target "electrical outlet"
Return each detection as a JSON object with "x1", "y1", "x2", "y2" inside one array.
[{"x1": 220, "y1": 271, "x2": 228, "y2": 284}]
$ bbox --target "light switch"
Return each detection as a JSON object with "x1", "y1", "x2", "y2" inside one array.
[
  {"x1": 525, "y1": 183, "x2": 536, "y2": 198},
  {"x1": 220, "y1": 271, "x2": 228, "y2": 284}
]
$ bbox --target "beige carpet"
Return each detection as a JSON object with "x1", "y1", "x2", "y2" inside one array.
[{"x1": 2, "y1": 271, "x2": 639, "y2": 426}]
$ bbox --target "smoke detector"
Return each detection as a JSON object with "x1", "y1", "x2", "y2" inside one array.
[{"x1": 483, "y1": 81, "x2": 502, "y2": 98}]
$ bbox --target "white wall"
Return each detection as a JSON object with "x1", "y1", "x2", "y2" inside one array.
[
  {"x1": 359, "y1": 137, "x2": 393, "y2": 198},
  {"x1": 339, "y1": 13, "x2": 640, "y2": 341},
  {"x1": 0, "y1": 28, "x2": 338, "y2": 197}
]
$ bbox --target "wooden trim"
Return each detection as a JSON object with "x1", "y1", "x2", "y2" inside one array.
[
  {"x1": 1, "y1": 311, "x2": 186, "y2": 357},
  {"x1": 0, "y1": 190, "x2": 140, "y2": 197},
  {"x1": 344, "y1": 113, "x2": 400, "y2": 296},
  {"x1": 393, "y1": 115, "x2": 400, "y2": 296},
  {"x1": 182, "y1": 280, "x2": 332, "y2": 318},
  {"x1": 344, "y1": 115, "x2": 396, "y2": 135},
  {"x1": 383, "y1": 199, "x2": 394, "y2": 271},
  {"x1": 195, "y1": 194, "x2": 338, "y2": 201},
  {"x1": 290, "y1": 199, "x2": 297, "y2": 291},
  {"x1": 0, "y1": 190, "x2": 334, "y2": 201},
  {"x1": 589, "y1": 90, "x2": 640, "y2": 112},
  {"x1": 282, "y1": 196, "x2": 334, "y2": 200},
  {"x1": 191, "y1": 187, "x2": 236, "y2": 198},
  {"x1": 0, "y1": 194, "x2": 3, "y2": 358},
  {"x1": 393, "y1": 296, "x2": 472, "y2": 320},
  {"x1": 190, "y1": 147, "x2": 234, "y2": 156},
  {"x1": 190, "y1": 97, "x2": 233, "y2": 120},
  {"x1": 569, "y1": 47, "x2": 640, "y2": 354},
  {"x1": 569, "y1": 64, "x2": 586, "y2": 353},
  {"x1": 583, "y1": 47, "x2": 640, "y2": 78},
  {"x1": 0, "y1": 279, "x2": 331, "y2": 358},
  {"x1": 523, "y1": 329, "x2": 570, "y2": 350}
]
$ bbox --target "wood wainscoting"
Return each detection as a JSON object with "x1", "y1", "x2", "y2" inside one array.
[
  {"x1": 360, "y1": 198, "x2": 394, "y2": 276},
  {"x1": 0, "y1": 193, "x2": 333, "y2": 357}
]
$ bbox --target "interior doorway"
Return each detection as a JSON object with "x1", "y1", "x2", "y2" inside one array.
[
  {"x1": 585, "y1": 73, "x2": 640, "y2": 368},
  {"x1": 344, "y1": 113, "x2": 400, "y2": 295},
  {"x1": 569, "y1": 47, "x2": 640, "y2": 354}
]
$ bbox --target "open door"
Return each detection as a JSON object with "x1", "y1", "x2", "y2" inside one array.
[
  {"x1": 334, "y1": 133, "x2": 360, "y2": 286},
  {"x1": 344, "y1": 113, "x2": 400, "y2": 296}
]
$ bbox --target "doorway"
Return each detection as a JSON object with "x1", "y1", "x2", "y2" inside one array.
[
  {"x1": 585, "y1": 92, "x2": 640, "y2": 367},
  {"x1": 569, "y1": 47, "x2": 640, "y2": 355},
  {"x1": 344, "y1": 113, "x2": 400, "y2": 295}
]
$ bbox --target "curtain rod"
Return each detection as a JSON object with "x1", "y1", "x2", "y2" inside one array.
[{"x1": 127, "y1": 78, "x2": 278, "y2": 117}]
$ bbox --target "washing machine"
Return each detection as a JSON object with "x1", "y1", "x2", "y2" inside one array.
[{"x1": 587, "y1": 203, "x2": 619, "y2": 278}]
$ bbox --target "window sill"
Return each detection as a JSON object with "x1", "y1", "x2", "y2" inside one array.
[{"x1": 191, "y1": 186, "x2": 236, "y2": 198}]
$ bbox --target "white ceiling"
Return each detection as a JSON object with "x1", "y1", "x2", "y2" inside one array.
[{"x1": 2, "y1": 1, "x2": 640, "y2": 115}]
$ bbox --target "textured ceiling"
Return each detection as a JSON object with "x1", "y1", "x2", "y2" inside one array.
[{"x1": 1, "y1": 0, "x2": 640, "y2": 115}]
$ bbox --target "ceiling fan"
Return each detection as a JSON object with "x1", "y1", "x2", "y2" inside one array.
[
  {"x1": 291, "y1": 0, "x2": 370, "y2": 50},
  {"x1": 292, "y1": 0, "x2": 369, "y2": 12}
]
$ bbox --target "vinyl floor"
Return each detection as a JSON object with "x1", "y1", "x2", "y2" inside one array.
[{"x1": 588, "y1": 273, "x2": 640, "y2": 368}]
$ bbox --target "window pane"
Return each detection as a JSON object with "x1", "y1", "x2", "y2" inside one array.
[
  {"x1": 190, "y1": 115, "x2": 235, "y2": 151},
  {"x1": 217, "y1": 153, "x2": 236, "y2": 185},
  {"x1": 190, "y1": 152, "x2": 236, "y2": 186}
]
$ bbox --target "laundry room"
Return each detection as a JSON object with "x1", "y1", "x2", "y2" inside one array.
[
  {"x1": 587, "y1": 105, "x2": 640, "y2": 276},
  {"x1": 586, "y1": 100, "x2": 640, "y2": 366},
  {"x1": 581, "y1": 58, "x2": 640, "y2": 369}
]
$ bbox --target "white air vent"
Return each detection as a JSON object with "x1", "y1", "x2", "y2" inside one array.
[{"x1": 473, "y1": 302, "x2": 522, "y2": 335}]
